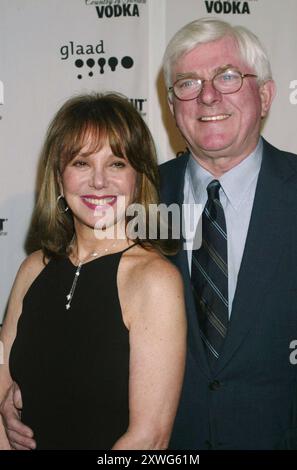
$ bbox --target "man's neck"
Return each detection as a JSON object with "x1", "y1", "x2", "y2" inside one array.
[{"x1": 190, "y1": 140, "x2": 261, "y2": 177}]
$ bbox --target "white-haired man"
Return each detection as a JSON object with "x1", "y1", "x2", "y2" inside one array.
[{"x1": 159, "y1": 18, "x2": 297, "y2": 449}]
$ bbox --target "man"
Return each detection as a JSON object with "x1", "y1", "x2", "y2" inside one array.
[
  {"x1": 1, "y1": 18, "x2": 297, "y2": 450},
  {"x1": 159, "y1": 18, "x2": 297, "y2": 450}
]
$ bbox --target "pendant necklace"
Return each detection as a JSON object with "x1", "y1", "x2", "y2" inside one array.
[{"x1": 65, "y1": 241, "x2": 117, "y2": 310}]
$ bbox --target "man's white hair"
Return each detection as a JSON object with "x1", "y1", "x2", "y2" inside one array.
[{"x1": 163, "y1": 17, "x2": 272, "y2": 89}]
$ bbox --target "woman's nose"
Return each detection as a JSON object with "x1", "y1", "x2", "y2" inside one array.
[{"x1": 89, "y1": 167, "x2": 107, "y2": 189}]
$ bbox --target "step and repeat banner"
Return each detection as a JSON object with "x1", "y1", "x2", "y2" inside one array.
[{"x1": 1, "y1": 0, "x2": 297, "y2": 322}]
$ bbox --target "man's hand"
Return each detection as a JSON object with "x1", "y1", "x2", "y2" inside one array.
[{"x1": 0, "y1": 382, "x2": 36, "y2": 450}]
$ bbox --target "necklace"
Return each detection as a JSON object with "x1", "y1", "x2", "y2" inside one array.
[{"x1": 65, "y1": 241, "x2": 117, "y2": 310}]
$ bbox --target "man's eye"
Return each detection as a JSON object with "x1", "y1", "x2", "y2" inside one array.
[
  {"x1": 218, "y1": 71, "x2": 239, "y2": 81},
  {"x1": 182, "y1": 80, "x2": 197, "y2": 88},
  {"x1": 176, "y1": 79, "x2": 198, "y2": 90}
]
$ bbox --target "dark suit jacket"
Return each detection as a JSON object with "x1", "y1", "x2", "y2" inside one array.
[{"x1": 159, "y1": 139, "x2": 297, "y2": 449}]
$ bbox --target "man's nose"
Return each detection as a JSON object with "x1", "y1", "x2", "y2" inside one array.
[{"x1": 198, "y1": 80, "x2": 222, "y2": 106}]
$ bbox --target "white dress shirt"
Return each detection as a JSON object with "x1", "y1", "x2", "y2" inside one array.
[{"x1": 183, "y1": 138, "x2": 263, "y2": 316}]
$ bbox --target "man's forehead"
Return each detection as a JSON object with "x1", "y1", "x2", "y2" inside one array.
[
  {"x1": 172, "y1": 38, "x2": 245, "y2": 77},
  {"x1": 177, "y1": 36, "x2": 240, "y2": 65}
]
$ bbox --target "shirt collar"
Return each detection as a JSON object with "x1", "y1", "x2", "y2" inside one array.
[{"x1": 188, "y1": 138, "x2": 263, "y2": 210}]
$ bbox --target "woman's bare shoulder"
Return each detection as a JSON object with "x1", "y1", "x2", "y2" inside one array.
[
  {"x1": 13, "y1": 250, "x2": 48, "y2": 300},
  {"x1": 119, "y1": 244, "x2": 185, "y2": 330},
  {"x1": 121, "y1": 244, "x2": 183, "y2": 295}
]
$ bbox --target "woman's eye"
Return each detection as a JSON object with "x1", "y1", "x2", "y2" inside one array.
[
  {"x1": 72, "y1": 160, "x2": 87, "y2": 167},
  {"x1": 111, "y1": 161, "x2": 126, "y2": 168}
]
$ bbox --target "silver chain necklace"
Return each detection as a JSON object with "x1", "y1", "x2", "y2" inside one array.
[{"x1": 65, "y1": 242, "x2": 117, "y2": 310}]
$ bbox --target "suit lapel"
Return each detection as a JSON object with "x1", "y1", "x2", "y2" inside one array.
[{"x1": 214, "y1": 140, "x2": 296, "y2": 375}]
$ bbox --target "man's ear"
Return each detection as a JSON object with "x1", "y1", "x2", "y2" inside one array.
[{"x1": 260, "y1": 79, "x2": 276, "y2": 118}]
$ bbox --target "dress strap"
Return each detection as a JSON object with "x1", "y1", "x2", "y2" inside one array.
[{"x1": 121, "y1": 242, "x2": 138, "y2": 255}]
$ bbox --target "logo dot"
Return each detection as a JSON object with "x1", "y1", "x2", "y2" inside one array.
[
  {"x1": 108, "y1": 57, "x2": 118, "y2": 71},
  {"x1": 86, "y1": 58, "x2": 95, "y2": 68},
  {"x1": 75, "y1": 59, "x2": 84, "y2": 68},
  {"x1": 121, "y1": 56, "x2": 134, "y2": 69},
  {"x1": 98, "y1": 58, "x2": 106, "y2": 74}
]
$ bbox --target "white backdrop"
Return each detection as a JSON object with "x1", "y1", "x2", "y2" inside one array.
[{"x1": 1, "y1": 0, "x2": 297, "y2": 322}]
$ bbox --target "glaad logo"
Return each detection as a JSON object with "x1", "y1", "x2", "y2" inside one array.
[
  {"x1": 289, "y1": 80, "x2": 297, "y2": 105},
  {"x1": 205, "y1": 1, "x2": 251, "y2": 14},
  {"x1": 0, "y1": 218, "x2": 8, "y2": 236},
  {"x1": 60, "y1": 41, "x2": 134, "y2": 79}
]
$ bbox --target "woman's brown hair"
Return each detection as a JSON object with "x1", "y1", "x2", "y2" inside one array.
[{"x1": 28, "y1": 92, "x2": 178, "y2": 257}]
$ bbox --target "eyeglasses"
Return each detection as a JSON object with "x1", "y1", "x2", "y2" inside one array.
[{"x1": 169, "y1": 68, "x2": 258, "y2": 101}]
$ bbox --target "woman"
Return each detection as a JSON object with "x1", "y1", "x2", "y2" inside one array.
[{"x1": 0, "y1": 93, "x2": 186, "y2": 450}]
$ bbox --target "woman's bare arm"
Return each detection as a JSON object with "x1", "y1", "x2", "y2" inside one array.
[{"x1": 112, "y1": 256, "x2": 186, "y2": 450}]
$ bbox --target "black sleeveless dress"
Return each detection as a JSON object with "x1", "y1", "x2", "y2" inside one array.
[{"x1": 9, "y1": 248, "x2": 133, "y2": 449}]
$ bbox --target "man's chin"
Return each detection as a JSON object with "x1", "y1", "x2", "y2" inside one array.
[{"x1": 193, "y1": 140, "x2": 235, "y2": 159}]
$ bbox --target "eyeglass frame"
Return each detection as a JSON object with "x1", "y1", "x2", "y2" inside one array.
[{"x1": 168, "y1": 67, "x2": 258, "y2": 101}]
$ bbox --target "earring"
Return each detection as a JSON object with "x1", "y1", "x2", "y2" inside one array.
[{"x1": 57, "y1": 194, "x2": 69, "y2": 213}]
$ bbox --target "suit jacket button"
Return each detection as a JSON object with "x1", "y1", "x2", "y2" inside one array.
[{"x1": 209, "y1": 380, "x2": 220, "y2": 391}]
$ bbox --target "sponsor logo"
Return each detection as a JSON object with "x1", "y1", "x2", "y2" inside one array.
[
  {"x1": 60, "y1": 41, "x2": 105, "y2": 60},
  {"x1": 85, "y1": 0, "x2": 147, "y2": 3},
  {"x1": 205, "y1": 1, "x2": 252, "y2": 14},
  {"x1": 85, "y1": 0, "x2": 147, "y2": 19},
  {"x1": 0, "y1": 218, "x2": 8, "y2": 236},
  {"x1": 95, "y1": 4, "x2": 139, "y2": 18},
  {"x1": 60, "y1": 41, "x2": 134, "y2": 79},
  {"x1": 129, "y1": 98, "x2": 147, "y2": 117}
]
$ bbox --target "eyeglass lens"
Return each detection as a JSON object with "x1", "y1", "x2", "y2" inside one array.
[{"x1": 173, "y1": 69, "x2": 243, "y2": 100}]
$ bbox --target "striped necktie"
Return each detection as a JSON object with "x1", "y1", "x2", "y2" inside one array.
[{"x1": 191, "y1": 179, "x2": 228, "y2": 365}]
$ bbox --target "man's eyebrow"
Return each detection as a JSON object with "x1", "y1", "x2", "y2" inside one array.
[
  {"x1": 174, "y1": 64, "x2": 237, "y2": 81},
  {"x1": 216, "y1": 64, "x2": 236, "y2": 73},
  {"x1": 175, "y1": 72, "x2": 200, "y2": 80}
]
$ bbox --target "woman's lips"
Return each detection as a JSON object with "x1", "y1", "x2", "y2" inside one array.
[{"x1": 80, "y1": 195, "x2": 117, "y2": 211}]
